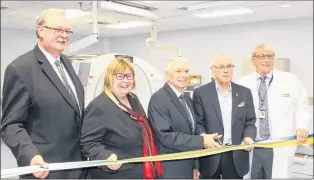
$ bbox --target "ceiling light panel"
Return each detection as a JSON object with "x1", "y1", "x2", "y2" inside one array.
[{"x1": 192, "y1": 7, "x2": 254, "y2": 18}]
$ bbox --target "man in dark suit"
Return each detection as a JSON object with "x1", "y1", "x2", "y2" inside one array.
[
  {"x1": 147, "y1": 57, "x2": 222, "y2": 179},
  {"x1": 193, "y1": 53, "x2": 257, "y2": 179},
  {"x1": 1, "y1": 9, "x2": 85, "y2": 179}
]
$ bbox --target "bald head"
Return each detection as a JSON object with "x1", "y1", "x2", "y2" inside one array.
[
  {"x1": 210, "y1": 53, "x2": 234, "y2": 85},
  {"x1": 166, "y1": 56, "x2": 190, "y2": 93},
  {"x1": 210, "y1": 53, "x2": 233, "y2": 67}
]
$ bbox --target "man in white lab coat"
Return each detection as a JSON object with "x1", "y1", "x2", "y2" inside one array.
[{"x1": 237, "y1": 44, "x2": 311, "y2": 178}]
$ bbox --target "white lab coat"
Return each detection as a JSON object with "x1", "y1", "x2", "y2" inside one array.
[{"x1": 236, "y1": 68, "x2": 312, "y2": 178}]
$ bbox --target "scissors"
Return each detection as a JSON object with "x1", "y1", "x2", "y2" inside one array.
[{"x1": 215, "y1": 139, "x2": 232, "y2": 147}]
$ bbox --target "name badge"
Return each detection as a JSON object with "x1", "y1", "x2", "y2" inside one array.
[{"x1": 258, "y1": 110, "x2": 266, "y2": 119}]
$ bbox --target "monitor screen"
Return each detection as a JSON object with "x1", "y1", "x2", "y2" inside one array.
[{"x1": 78, "y1": 62, "x2": 91, "y2": 87}]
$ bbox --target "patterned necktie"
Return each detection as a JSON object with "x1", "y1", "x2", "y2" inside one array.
[
  {"x1": 258, "y1": 76, "x2": 270, "y2": 140},
  {"x1": 179, "y1": 94, "x2": 194, "y2": 130},
  {"x1": 54, "y1": 60, "x2": 80, "y2": 111}
]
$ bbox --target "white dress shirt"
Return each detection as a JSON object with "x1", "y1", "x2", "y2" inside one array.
[
  {"x1": 168, "y1": 83, "x2": 195, "y2": 129},
  {"x1": 38, "y1": 44, "x2": 80, "y2": 109}
]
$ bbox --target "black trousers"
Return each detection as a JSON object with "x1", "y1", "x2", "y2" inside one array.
[
  {"x1": 250, "y1": 148, "x2": 273, "y2": 179},
  {"x1": 202, "y1": 151, "x2": 242, "y2": 179}
]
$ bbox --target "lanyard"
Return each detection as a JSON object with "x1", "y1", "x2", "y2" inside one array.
[{"x1": 257, "y1": 75, "x2": 273, "y2": 108}]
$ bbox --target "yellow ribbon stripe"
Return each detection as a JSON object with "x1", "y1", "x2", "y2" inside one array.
[{"x1": 1, "y1": 135, "x2": 313, "y2": 178}]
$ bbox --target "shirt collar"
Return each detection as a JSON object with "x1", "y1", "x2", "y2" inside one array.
[
  {"x1": 255, "y1": 70, "x2": 273, "y2": 81},
  {"x1": 215, "y1": 82, "x2": 232, "y2": 93},
  {"x1": 38, "y1": 44, "x2": 61, "y2": 66},
  {"x1": 167, "y1": 82, "x2": 184, "y2": 98}
]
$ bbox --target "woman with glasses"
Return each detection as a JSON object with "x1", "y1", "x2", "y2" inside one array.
[{"x1": 80, "y1": 58, "x2": 162, "y2": 179}]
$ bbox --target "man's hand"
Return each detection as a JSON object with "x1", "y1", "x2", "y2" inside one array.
[
  {"x1": 30, "y1": 155, "x2": 49, "y2": 179},
  {"x1": 193, "y1": 169, "x2": 200, "y2": 180},
  {"x1": 296, "y1": 128, "x2": 309, "y2": 144},
  {"x1": 243, "y1": 137, "x2": 254, "y2": 151},
  {"x1": 106, "y1": 154, "x2": 122, "y2": 170},
  {"x1": 201, "y1": 133, "x2": 222, "y2": 148}
]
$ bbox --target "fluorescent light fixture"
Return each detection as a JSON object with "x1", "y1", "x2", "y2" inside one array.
[
  {"x1": 100, "y1": 1, "x2": 159, "y2": 19},
  {"x1": 281, "y1": 4, "x2": 290, "y2": 8},
  {"x1": 65, "y1": 9, "x2": 91, "y2": 19},
  {"x1": 187, "y1": 1, "x2": 249, "y2": 11},
  {"x1": 104, "y1": 21, "x2": 151, "y2": 29},
  {"x1": 192, "y1": 7, "x2": 253, "y2": 18}
]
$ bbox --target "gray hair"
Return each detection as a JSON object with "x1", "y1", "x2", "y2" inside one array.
[
  {"x1": 166, "y1": 56, "x2": 189, "y2": 72},
  {"x1": 251, "y1": 44, "x2": 275, "y2": 57},
  {"x1": 36, "y1": 8, "x2": 66, "y2": 38}
]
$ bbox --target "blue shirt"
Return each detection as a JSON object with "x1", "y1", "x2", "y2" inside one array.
[{"x1": 216, "y1": 83, "x2": 232, "y2": 144}]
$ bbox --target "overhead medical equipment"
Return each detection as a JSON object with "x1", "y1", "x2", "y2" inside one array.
[
  {"x1": 69, "y1": 53, "x2": 164, "y2": 112},
  {"x1": 100, "y1": 1, "x2": 159, "y2": 19},
  {"x1": 146, "y1": 21, "x2": 182, "y2": 57},
  {"x1": 66, "y1": 1, "x2": 99, "y2": 55}
]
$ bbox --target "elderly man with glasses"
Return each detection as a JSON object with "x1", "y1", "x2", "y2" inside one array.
[
  {"x1": 193, "y1": 53, "x2": 257, "y2": 179},
  {"x1": 1, "y1": 9, "x2": 85, "y2": 179}
]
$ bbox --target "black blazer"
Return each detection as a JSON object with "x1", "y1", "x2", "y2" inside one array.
[
  {"x1": 193, "y1": 81, "x2": 257, "y2": 177},
  {"x1": 1, "y1": 45, "x2": 85, "y2": 179},
  {"x1": 147, "y1": 83, "x2": 204, "y2": 179},
  {"x1": 80, "y1": 92, "x2": 146, "y2": 179}
]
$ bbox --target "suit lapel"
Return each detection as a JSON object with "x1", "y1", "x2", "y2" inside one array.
[
  {"x1": 210, "y1": 82, "x2": 223, "y2": 126},
  {"x1": 164, "y1": 83, "x2": 193, "y2": 132},
  {"x1": 231, "y1": 82, "x2": 238, "y2": 125},
  {"x1": 61, "y1": 55, "x2": 84, "y2": 116},
  {"x1": 34, "y1": 45, "x2": 80, "y2": 115}
]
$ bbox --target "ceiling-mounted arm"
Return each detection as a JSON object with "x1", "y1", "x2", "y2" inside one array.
[
  {"x1": 68, "y1": 1, "x2": 99, "y2": 55},
  {"x1": 92, "y1": 0, "x2": 98, "y2": 34},
  {"x1": 146, "y1": 21, "x2": 182, "y2": 57}
]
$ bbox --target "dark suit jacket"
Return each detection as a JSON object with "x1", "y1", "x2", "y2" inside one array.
[
  {"x1": 147, "y1": 83, "x2": 204, "y2": 179},
  {"x1": 80, "y1": 92, "x2": 145, "y2": 179},
  {"x1": 193, "y1": 81, "x2": 257, "y2": 177},
  {"x1": 1, "y1": 45, "x2": 85, "y2": 178}
]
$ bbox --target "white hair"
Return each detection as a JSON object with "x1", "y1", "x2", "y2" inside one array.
[
  {"x1": 166, "y1": 56, "x2": 189, "y2": 72},
  {"x1": 36, "y1": 8, "x2": 66, "y2": 38},
  {"x1": 251, "y1": 44, "x2": 275, "y2": 57}
]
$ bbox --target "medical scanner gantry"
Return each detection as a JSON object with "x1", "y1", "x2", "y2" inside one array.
[{"x1": 69, "y1": 53, "x2": 164, "y2": 112}]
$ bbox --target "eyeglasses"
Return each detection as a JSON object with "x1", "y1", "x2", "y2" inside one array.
[
  {"x1": 212, "y1": 64, "x2": 235, "y2": 71},
  {"x1": 254, "y1": 54, "x2": 275, "y2": 59},
  {"x1": 43, "y1": 26, "x2": 73, "y2": 36},
  {"x1": 115, "y1": 73, "x2": 135, "y2": 80}
]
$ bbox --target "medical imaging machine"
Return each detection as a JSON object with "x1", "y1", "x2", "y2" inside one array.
[{"x1": 70, "y1": 53, "x2": 164, "y2": 112}]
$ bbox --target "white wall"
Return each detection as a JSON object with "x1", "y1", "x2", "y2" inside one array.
[
  {"x1": 110, "y1": 17, "x2": 313, "y2": 96},
  {"x1": 0, "y1": 28, "x2": 111, "y2": 94},
  {"x1": 1, "y1": 17, "x2": 313, "y2": 96}
]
